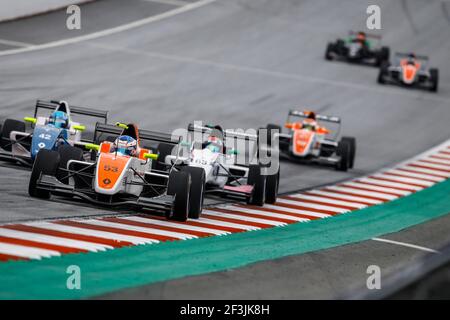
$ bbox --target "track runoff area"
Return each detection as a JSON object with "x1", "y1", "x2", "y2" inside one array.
[{"x1": 0, "y1": 138, "x2": 449, "y2": 262}]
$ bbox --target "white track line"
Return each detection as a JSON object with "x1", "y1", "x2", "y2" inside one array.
[
  {"x1": 343, "y1": 181, "x2": 411, "y2": 196},
  {"x1": 123, "y1": 216, "x2": 230, "y2": 235},
  {"x1": 0, "y1": 243, "x2": 59, "y2": 259},
  {"x1": 373, "y1": 173, "x2": 435, "y2": 187},
  {"x1": 0, "y1": 227, "x2": 111, "y2": 252},
  {"x1": 0, "y1": 39, "x2": 33, "y2": 48},
  {"x1": 275, "y1": 198, "x2": 349, "y2": 213},
  {"x1": 372, "y1": 237, "x2": 439, "y2": 254},
  {"x1": 197, "y1": 217, "x2": 260, "y2": 231},
  {"x1": 80, "y1": 219, "x2": 197, "y2": 240},
  {"x1": 325, "y1": 186, "x2": 398, "y2": 201},
  {"x1": 261, "y1": 204, "x2": 330, "y2": 219},
  {"x1": 34, "y1": 221, "x2": 157, "y2": 245},
  {"x1": 203, "y1": 210, "x2": 286, "y2": 226},
  {"x1": 288, "y1": 193, "x2": 367, "y2": 209},
  {"x1": 384, "y1": 169, "x2": 444, "y2": 182},
  {"x1": 359, "y1": 177, "x2": 424, "y2": 191},
  {"x1": 401, "y1": 166, "x2": 450, "y2": 178},
  {"x1": 0, "y1": 0, "x2": 218, "y2": 57},
  {"x1": 224, "y1": 206, "x2": 308, "y2": 222},
  {"x1": 306, "y1": 189, "x2": 383, "y2": 205}
]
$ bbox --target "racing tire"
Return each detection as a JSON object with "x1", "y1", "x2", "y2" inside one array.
[
  {"x1": 29, "y1": 149, "x2": 60, "y2": 199},
  {"x1": 57, "y1": 145, "x2": 84, "y2": 185},
  {"x1": 0, "y1": 119, "x2": 25, "y2": 152},
  {"x1": 325, "y1": 43, "x2": 334, "y2": 61},
  {"x1": 247, "y1": 164, "x2": 266, "y2": 206},
  {"x1": 341, "y1": 136, "x2": 356, "y2": 169},
  {"x1": 265, "y1": 166, "x2": 280, "y2": 204},
  {"x1": 153, "y1": 142, "x2": 174, "y2": 171},
  {"x1": 430, "y1": 68, "x2": 439, "y2": 92},
  {"x1": 377, "y1": 63, "x2": 389, "y2": 84},
  {"x1": 181, "y1": 166, "x2": 205, "y2": 219},
  {"x1": 266, "y1": 124, "x2": 281, "y2": 147},
  {"x1": 166, "y1": 170, "x2": 190, "y2": 222},
  {"x1": 336, "y1": 139, "x2": 351, "y2": 172},
  {"x1": 376, "y1": 46, "x2": 390, "y2": 66}
]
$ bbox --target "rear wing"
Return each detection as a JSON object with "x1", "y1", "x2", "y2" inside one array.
[
  {"x1": 288, "y1": 110, "x2": 341, "y2": 124},
  {"x1": 394, "y1": 52, "x2": 429, "y2": 61},
  {"x1": 187, "y1": 123, "x2": 258, "y2": 141},
  {"x1": 34, "y1": 100, "x2": 108, "y2": 123},
  {"x1": 94, "y1": 123, "x2": 180, "y2": 146}
]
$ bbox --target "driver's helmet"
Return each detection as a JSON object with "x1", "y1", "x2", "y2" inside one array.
[
  {"x1": 356, "y1": 31, "x2": 366, "y2": 42},
  {"x1": 206, "y1": 135, "x2": 223, "y2": 153},
  {"x1": 304, "y1": 110, "x2": 316, "y2": 120},
  {"x1": 49, "y1": 111, "x2": 69, "y2": 129},
  {"x1": 115, "y1": 135, "x2": 137, "y2": 156},
  {"x1": 407, "y1": 53, "x2": 416, "y2": 65},
  {"x1": 302, "y1": 118, "x2": 317, "y2": 131}
]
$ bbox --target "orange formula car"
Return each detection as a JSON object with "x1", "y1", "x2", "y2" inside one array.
[
  {"x1": 265, "y1": 110, "x2": 356, "y2": 171},
  {"x1": 28, "y1": 122, "x2": 199, "y2": 221},
  {"x1": 378, "y1": 52, "x2": 439, "y2": 92}
]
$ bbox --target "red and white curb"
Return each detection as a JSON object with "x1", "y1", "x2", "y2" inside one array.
[{"x1": 1, "y1": 141, "x2": 449, "y2": 262}]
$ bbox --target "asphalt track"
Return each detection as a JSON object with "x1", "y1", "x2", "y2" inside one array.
[{"x1": 0, "y1": 0, "x2": 449, "y2": 298}]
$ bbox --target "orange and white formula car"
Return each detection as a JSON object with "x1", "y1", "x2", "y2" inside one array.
[
  {"x1": 265, "y1": 110, "x2": 356, "y2": 171},
  {"x1": 378, "y1": 53, "x2": 439, "y2": 92},
  {"x1": 28, "y1": 122, "x2": 198, "y2": 221}
]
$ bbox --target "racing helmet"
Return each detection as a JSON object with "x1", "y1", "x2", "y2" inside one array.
[
  {"x1": 206, "y1": 135, "x2": 223, "y2": 153},
  {"x1": 407, "y1": 53, "x2": 416, "y2": 65},
  {"x1": 302, "y1": 118, "x2": 317, "y2": 131},
  {"x1": 115, "y1": 135, "x2": 137, "y2": 156},
  {"x1": 356, "y1": 31, "x2": 366, "y2": 41},
  {"x1": 304, "y1": 110, "x2": 316, "y2": 120},
  {"x1": 49, "y1": 111, "x2": 69, "y2": 129}
]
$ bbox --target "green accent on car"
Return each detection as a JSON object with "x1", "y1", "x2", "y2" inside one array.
[
  {"x1": 116, "y1": 122, "x2": 129, "y2": 130},
  {"x1": 143, "y1": 153, "x2": 158, "y2": 160},
  {"x1": 1, "y1": 179, "x2": 450, "y2": 299},
  {"x1": 85, "y1": 143, "x2": 99, "y2": 151},
  {"x1": 72, "y1": 125, "x2": 86, "y2": 132},
  {"x1": 23, "y1": 117, "x2": 37, "y2": 124}
]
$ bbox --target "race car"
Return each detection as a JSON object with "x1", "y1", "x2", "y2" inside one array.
[
  {"x1": 161, "y1": 123, "x2": 280, "y2": 217},
  {"x1": 0, "y1": 100, "x2": 108, "y2": 167},
  {"x1": 265, "y1": 110, "x2": 356, "y2": 171},
  {"x1": 28, "y1": 122, "x2": 198, "y2": 222},
  {"x1": 325, "y1": 31, "x2": 390, "y2": 66},
  {"x1": 377, "y1": 53, "x2": 439, "y2": 92}
]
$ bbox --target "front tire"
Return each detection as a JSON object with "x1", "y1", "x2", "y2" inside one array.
[
  {"x1": 325, "y1": 43, "x2": 334, "y2": 60},
  {"x1": 376, "y1": 46, "x2": 390, "y2": 66},
  {"x1": 265, "y1": 166, "x2": 280, "y2": 204},
  {"x1": 247, "y1": 164, "x2": 266, "y2": 206},
  {"x1": 181, "y1": 166, "x2": 205, "y2": 219},
  {"x1": 166, "y1": 170, "x2": 190, "y2": 222},
  {"x1": 0, "y1": 119, "x2": 25, "y2": 151},
  {"x1": 57, "y1": 145, "x2": 84, "y2": 184},
  {"x1": 336, "y1": 139, "x2": 351, "y2": 172},
  {"x1": 377, "y1": 63, "x2": 388, "y2": 84},
  {"x1": 430, "y1": 68, "x2": 439, "y2": 92},
  {"x1": 341, "y1": 137, "x2": 356, "y2": 169},
  {"x1": 29, "y1": 149, "x2": 60, "y2": 199}
]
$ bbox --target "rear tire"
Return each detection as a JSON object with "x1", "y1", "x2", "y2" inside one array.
[
  {"x1": 166, "y1": 170, "x2": 190, "y2": 221},
  {"x1": 57, "y1": 145, "x2": 84, "y2": 184},
  {"x1": 29, "y1": 149, "x2": 60, "y2": 199},
  {"x1": 181, "y1": 166, "x2": 205, "y2": 219},
  {"x1": 377, "y1": 63, "x2": 388, "y2": 84},
  {"x1": 430, "y1": 68, "x2": 439, "y2": 92},
  {"x1": 0, "y1": 119, "x2": 25, "y2": 151},
  {"x1": 266, "y1": 124, "x2": 281, "y2": 147},
  {"x1": 325, "y1": 43, "x2": 334, "y2": 60},
  {"x1": 341, "y1": 137, "x2": 356, "y2": 169},
  {"x1": 265, "y1": 166, "x2": 280, "y2": 204},
  {"x1": 336, "y1": 139, "x2": 351, "y2": 172},
  {"x1": 247, "y1": 164, "x2": 266, "y2": 206},
  {"x1": 376, "y1": 46, "x2": 390, "y2": 66}
]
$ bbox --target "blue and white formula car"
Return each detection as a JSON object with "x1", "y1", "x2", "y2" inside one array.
[{"x1": 0, "y1": 100, "x2": 108, "y2": 167}]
